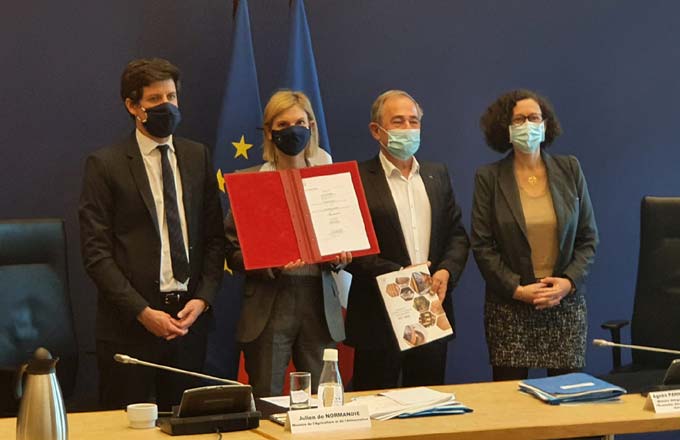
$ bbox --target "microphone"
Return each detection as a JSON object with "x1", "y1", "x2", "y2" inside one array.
[
  {"x1": 593, "y1": 339, "x2": 680, "y2": 396},
  {"x1": 592, "y1": 339, "x2": 680, "y2": 356},
  {"x1": 113, "y1": 353, "x2": 259, "y2": 435},
  {"x1": 113, "y1": 354, "x2": 243, "y2": 386}
]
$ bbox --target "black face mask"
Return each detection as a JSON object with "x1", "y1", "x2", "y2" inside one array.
[
  {"x1": 141, "y1": 103, "x2": 182, "y2": 138},
  {"x1": 271, "y1": 126, "x2": 311, "y2": 156}
]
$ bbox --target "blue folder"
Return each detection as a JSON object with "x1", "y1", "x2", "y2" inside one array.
[
  {"x1": 396, "y1": 402, "x2": 473, "y2": 418},
  {"x1": 519, "y1": 372, "x2": 627, "y2": 405}
]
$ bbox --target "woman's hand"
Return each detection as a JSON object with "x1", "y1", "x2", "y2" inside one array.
[
  {"x1": 532, "y1": 277, "x2": 573, "y2": 310},
  {"x1": 282, "y1": 259, "x2": 306, "y2": 271},
  {"x1": 512, "y1": 282, "x2": 548, "y2": 305}
]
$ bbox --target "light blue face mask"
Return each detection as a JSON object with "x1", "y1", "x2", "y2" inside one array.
[
  {"x1": 509, "y1": 121, "x2": 545, "y2": 154},
  {"x1": 378, "y1": 126, "x2": 420, "y2": 160}
]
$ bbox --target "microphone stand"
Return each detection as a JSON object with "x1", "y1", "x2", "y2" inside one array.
[
  {"x1": 592, "y1": 339, "x2": 680, "y2": 356},
  {"x1": 114, "y1": 353, "x2": 260, "y2": 434},
  {"x1": 592, "y1": 339, "x2": 680, "y2": 395},
  {"x1": 114, "y1": 354, "x2": 243, "y2": 386}
]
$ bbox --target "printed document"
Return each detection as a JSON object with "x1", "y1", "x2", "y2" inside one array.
[{"x1": 302, "y1": 172, "x2": 370, "y2": 256}]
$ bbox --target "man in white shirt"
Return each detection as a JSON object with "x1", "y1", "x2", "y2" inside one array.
[
  {"x1": 79, "y1": 58, "x2": 225, "y2": 410},
  {"x1": 345, "y1": 90, "x2": 469, "y2": 390}
]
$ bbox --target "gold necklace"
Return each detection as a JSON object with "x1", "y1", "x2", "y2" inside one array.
[{"x1": 527, "y1": 175, "x2": 538, "y2": 185}]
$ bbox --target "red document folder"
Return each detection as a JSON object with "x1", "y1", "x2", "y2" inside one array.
[{"x1": 224, "y1": 161, "x2": 380, "y2": 270}]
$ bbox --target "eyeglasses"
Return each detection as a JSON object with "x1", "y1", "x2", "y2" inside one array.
[{"x1": 510, "y1": 113, "x2": 544, "y2": 126}]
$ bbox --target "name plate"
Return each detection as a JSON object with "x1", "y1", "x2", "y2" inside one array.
[
  {"x1": 285, "y1": 405, "x2": 371, "y2": 433},
  {"x1": 644, "y1": 390, "x2": 680, "y2": 413}
]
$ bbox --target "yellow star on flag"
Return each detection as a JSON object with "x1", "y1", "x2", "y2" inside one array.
[
  {"x1": 232, "y1": 135, "x2": 253, "y2": 159},
  {"x1": 216, "y1": 168, "x2": 225, "y2": 193}
]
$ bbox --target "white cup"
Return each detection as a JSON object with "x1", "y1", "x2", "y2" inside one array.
[{"x1": 127, "y1": 403, "x2": 158, "y2": 429}]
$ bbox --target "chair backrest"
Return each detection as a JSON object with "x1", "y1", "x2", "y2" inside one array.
[
  {"x1": 0, "y1": 219, "x2": 78, "y2": 414},
  {"x1": 631, "y1": 197, "x2": 680, "y2": 368}
]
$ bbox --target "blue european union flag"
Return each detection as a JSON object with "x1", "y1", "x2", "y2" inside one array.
[
  {"x1": 206, "y1": 0, "x2": 261, "y2": 382},
  {"x1": 215, "y1": 0, "x2": 263, "y2": 183},
  {"x1": 282, "y1": 1, "x2": 360, "y2": 382},
  {"x1": 283, "y1": 0, "x2": 332, "y2": 161}
]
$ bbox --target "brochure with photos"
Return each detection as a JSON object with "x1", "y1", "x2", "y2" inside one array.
[{"x1": 376, "y1": 263, "x2": 453, "y2": 351}]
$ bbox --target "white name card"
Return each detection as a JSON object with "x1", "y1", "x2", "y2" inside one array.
[
  {"x1": 285, "y1": 405, "x2": 371, "y2": 433},
  {"x1": 644, "y1": 390, "x2": 680, "y2": 413}
]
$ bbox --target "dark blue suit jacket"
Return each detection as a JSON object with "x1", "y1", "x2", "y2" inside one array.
[
  {"x1": 79, "y1": 133, "x2": 225, "y2": 343},
  {"x1": 345, "y1": 155, "x2": 470, "y2": 350}
]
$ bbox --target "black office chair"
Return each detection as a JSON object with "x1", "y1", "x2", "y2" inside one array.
[
  {"x1": 600, "y1": 196, "x2": 680, "y2": 390},
  {"x1": 0, "y1": 219, "x2": 78, "y2": 416}
]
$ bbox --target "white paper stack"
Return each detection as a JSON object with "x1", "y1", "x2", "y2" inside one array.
[{"x1": 345, "y1": 387, "x2": 472, "y2": 420}]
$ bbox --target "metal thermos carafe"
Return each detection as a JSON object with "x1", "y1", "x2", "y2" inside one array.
[{"x1": 16, "y1": 347, "x2": 68, "y2": 440}]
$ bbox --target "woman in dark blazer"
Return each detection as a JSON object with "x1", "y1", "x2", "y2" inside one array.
[
  {"x1": 224, "y1": 90, "x2": 350, "y2": 397},
  {"x1": 471, "y1": 89, "x2": 598, "y2": 381}
]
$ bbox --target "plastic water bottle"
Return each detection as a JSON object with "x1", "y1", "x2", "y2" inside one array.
[{"x1": 317, "y1": 348, "x2": 344, "y2": 407}]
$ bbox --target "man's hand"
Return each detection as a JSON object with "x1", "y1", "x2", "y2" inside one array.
[
  {"x1": 137, "y1": 307, "x2": 187, "y2": 340},
  {"x1": 331, "y1": 251, "x2": 352, "y2": 270},
  {"x1": 512, "y1": 282, "x2": 549, "y2": 306},
  {"x1": 431, "y1": 269, "x2": 450, "y2": 302},
  {"x1": 532, "y1": 277, "x2": 573, "y2": 310},
  {"x1": 177, "y1": 299, "x2": 207, "y2": 330}
]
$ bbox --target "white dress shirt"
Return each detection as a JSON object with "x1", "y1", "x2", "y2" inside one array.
[
  {"x1": 136, "y1": 129, "x2": 190, "y2": 292},
  {"x1": 379, "y1": 151, "x2": 432, "y2": 265}
]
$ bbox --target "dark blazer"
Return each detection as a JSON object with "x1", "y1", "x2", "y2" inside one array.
[
  {"x1": 79, "y1": 133, "x2": 225, "y2": 344},
  {"x1": 345, "y1": 155, "x2": 470, "y2": 350},
  {"x1": 471, "y1": 151, "x2": 598, "y2": 304}
]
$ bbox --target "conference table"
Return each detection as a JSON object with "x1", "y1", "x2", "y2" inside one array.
[
  {"x1": 2, "y1": 380, "x2": 679, "y2": 439},
  {"x1": 256, "y1": 380, "x2": 680, "y2": 439},
  {"x1": 0, "y1": 410, "x2": 262, "y2": 440}
]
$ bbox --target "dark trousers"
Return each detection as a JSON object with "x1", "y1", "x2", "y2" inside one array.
[
  {"x1": 96, "y1": 313, "x2": 208, "y2": 411},
  {"x1": 352, "y1": 339, "x2": 448, "y2": 391},
  {"x1": 241, "y1": 276, "x2": 334, "y2": 398}
]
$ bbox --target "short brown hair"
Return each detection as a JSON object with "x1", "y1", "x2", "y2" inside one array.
[{"x1": 120, "y1": 58, "x2": 181, "y2": 106}]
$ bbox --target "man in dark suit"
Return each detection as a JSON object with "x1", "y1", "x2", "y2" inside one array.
[
  {"x1": 345, "y1": 90, "x2": 470, "y2": 391},
  {"x1": 79, "y1": 58, "x2": 225, "y2": 410}
]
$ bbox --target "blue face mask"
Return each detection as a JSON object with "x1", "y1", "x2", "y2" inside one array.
[
  {"x1": 271, "y1": 125, "x2": 311, "y2": 156},
  {"x1": 509, "y1": 121, "x2": 545, "y2": 154},
  {"x1": 378, "y1": 126, "x2": 420, "y2": 160}
]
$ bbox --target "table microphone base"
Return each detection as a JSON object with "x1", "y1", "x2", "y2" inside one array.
[
  {"x1": 157, "y1": 410, "x2": 261, "y2": 436},
  {"x1": 640, "y1": 384, "x2": 680, "y2": 397}
]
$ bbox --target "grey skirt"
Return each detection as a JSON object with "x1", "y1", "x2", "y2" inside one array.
[{"x1": 484, "y1": 294, "x2": 587, "y2": 369}]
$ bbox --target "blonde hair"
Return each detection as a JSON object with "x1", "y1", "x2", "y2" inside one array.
[
  {"x1": 370, "y1": 89, "x2": 424, "y2": 124},
  {"x1": 262, "y1": 90, "x2": 320, "y2": 163}
]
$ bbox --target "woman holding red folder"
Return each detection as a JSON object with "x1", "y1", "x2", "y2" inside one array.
[{"x1": 224, "y1": 90, "x2": 351, "y2": 397}]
